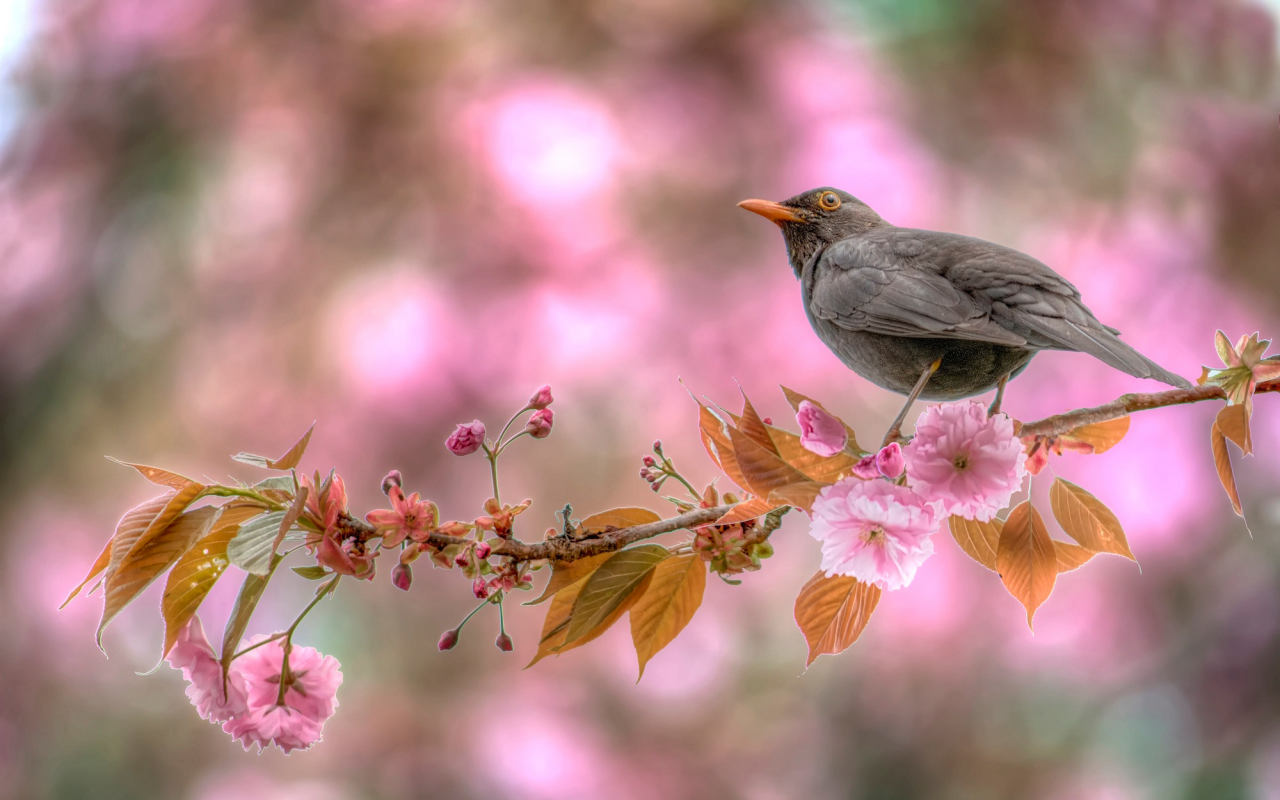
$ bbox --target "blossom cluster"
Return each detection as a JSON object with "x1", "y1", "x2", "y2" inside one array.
[
  {"x1": 800, "y1": 400, "x2": 1027, "y2": 591},
  {"x1": 167, "y1": 617, "x2": 342, "y2": 754}
]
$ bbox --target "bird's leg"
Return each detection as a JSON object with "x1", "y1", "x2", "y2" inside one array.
[
  {"x1": 882, "y1": 359, "x2": 941, "y2": 448},
  {"x1": 988, "y1": 373, "x2": 1010, "y2": 418}
]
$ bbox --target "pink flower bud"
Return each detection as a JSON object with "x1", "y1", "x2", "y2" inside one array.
[
  {"x1": 876, "y1": 442, "x2": 906, "y2": 479},
  {"x1": 527, "y1": 384, "x2": 554, "y2": 410},
  {"x1": 472, "y1": 577, "x2": 490, "y2": 599},
  {"x1": 524, "y1": 408, "x2": 554, "y2": 439},
  {"x1": 851, "y1": 454, "x2": 880, "y2": 480},
  {"x1": 642, "y1": 455, "x2": 656, "y2": 467},
  {"x1": 640, "y1": 467, "x2": 652, "y2": 480},
  {"x1": 653, "y1": 440, "x2": 663, "y2": 454},
  {"x1": 446, "y1": 420, "x2": 485, "y2": 456},
  {"x1": 391, "y1": 563, "x2": 413, "y2": 591},
  {"x1": 454, "y1": 552, "x2": 471, "y2": 568},
  {"x1": 475, "y1": 541, "x2": 492, "y2": 559},
  {"x1": 762, "y1": 417, "x2": 772, "y2": 425},
  {"x1": 495, "y1": 633, "x2": 513, "y2": 652},
  {"x1": 381, "y1": 470, "x2": 403, "y2": 495},
  {"x1": 796, "y1": 401, "x2": 848, "y2": 457},
  {"x1": 438, "y1": 629, "x2": 459, "y2": 651}
]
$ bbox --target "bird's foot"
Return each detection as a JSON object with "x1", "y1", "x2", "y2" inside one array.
[{"x1": 987, "y1": 373, "x2": 1011, "y2": 418}]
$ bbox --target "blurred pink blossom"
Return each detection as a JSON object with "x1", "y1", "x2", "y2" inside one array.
[
  {"x1": 446, "y1": 420, "x2": 485, "y2": 455},
  {"x1": 906, "y1": 402, "x2": 1027, "y2": 522},
  {"x1": 809, "y1": 479, "x2": 939, "y2": 591},
  {"x1": 524, "y1": 408, "x2": 553, "y2": 439},
  {"x1": 227, "y1": 635, "x2": 343, "y2": 754},
  {"x1": 527, "y1": 384, "x2": 554, "y2": 410},
  {"x1": 796, "y1": 400, "x2": 846, "y2": 456}
]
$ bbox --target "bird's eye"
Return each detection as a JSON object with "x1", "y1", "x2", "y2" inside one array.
[{"x1": 819, "y1": 192, "x2": 841, "y2": 210}]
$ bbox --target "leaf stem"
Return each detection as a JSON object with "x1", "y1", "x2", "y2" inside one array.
[{"x1": 484, "y1": 445, "x2": 501, "y2": 506}]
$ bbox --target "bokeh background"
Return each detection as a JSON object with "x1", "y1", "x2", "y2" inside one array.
[{"x1": 2, "y1": 0, "x2": 1280, "y2": 798}]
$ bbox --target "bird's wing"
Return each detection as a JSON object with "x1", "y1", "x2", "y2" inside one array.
[{"x1": 807, "y1": 236, "x2": 1029, "y2": 347}]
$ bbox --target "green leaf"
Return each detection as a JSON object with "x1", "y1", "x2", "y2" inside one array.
[
  {"x1": 252, "y1": 475, "x2": 297, "y2": 494},
  {"x1": 291, "y1": 565, "x2": 331, "y2": 580},
  {"x1": 226, "y1": 511, "x2": 287, "y2": 575},
  {"x1": 564, "y1": 544, "x2": 669, "y2": 645},
  {"x1": 220, "y1": 553, "x2": 285, "y2": 675}
]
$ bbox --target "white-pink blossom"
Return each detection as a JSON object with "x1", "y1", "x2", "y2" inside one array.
[
  {"x1": 808, "y1": 478, "x2": 940, "y2": 591},
  {"x1": 796, "y1": 400, "x2": 847, "y2": 457},
  {"x1": 905, "y1": 400, "x2": 1027, "y2": 522},
  {"x1": 229, "y1": 635, "x2": 343, "y2": 754},
  {"x1": 167, "y1": 616, "x2": 249, "y2": 724}
]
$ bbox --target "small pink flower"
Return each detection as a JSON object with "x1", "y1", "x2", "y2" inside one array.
[
  {"x1": 473, "y1": 576, "x2": 491, "y2": 599},
  {"x1": 391, "y1": 563, "x2": 413, "y2": 591},
  {"x1": 808, "y1": 479, "x2": 939, "y2": 591},
  {"x1": 446, "y1": 420, "x2": 485, "y2": 456},
  {"x1": 876, "y1": 442, "x2": 905, "y2": 478},
  {"x1": 495, "y1": 632, "x2": 513, "y2": 652},
  {"x1": 229, "y1": 635, "x2": 343, "y2": 754},
  {"x1": 365, "y1": 484, "x2": 438, "y2": 547},
  {"x1": 905, "y1": 401, "x2": 1027, "y2": 522},
  {"x1": 167, "y1": 617, "x2": 249, "y2": 724},
  {"x1": 300, "y1": 472, "x2": 348, "y2": 534},
  {"x1": 524, "y1": 408, "x2": 554, "y2": 439},
  {"x1": 796, "y1": 400, "x2": 847, "y2": 457},
  {"x1": 527, "y1": 384, "x2": 554, "y2": 409}
]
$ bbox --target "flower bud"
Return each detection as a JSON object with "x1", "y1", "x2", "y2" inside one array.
[
  {"x1": 475, "y1": 541, "x2": 492, "y2": 559},
  {"x1": 495, "y1": 632, "x2": 514, "y2": 652},
  {"x1": 876, "y1": 442, "x2": 906, "y2": 479},
  {"x1": 796, "y1": 400, "x2": 848, "y2": 457},
  {"x1": 472, "y1": 577, "x2": 490, "y2": 599},
  {"x1": 454, "y1": 552, "x2": 471, "y2": 568},
  {"x1": 850, "y1": 454, "x2": 880, "y2": 480},
  {"x1": 751, "y1": 541, "x2": 775, "y2": 559},
  {"x1": 446, "y1": 420, "x2": 485, "y2": 456},
  {"x1": 391, "y1": 563, "x2": 413, "y2": 591},
  {"x1": 642, "y1": 455, "x2": 656, "y2": 467},
  {"x1": 527, "y1": 384, "x2": 554, "y2": 410},
  {"x1": 381, "y1": 470, "x2": 403, "y2": 495},
  {"x1": 438, "y1": 628, "x2": 459, "y2": 651},
  {"x1": 524, "y1": 408, "x2": 554, "y2": 439},
  {"x1": 653, "y1": 439, "x2": 663, "y2": 454}
]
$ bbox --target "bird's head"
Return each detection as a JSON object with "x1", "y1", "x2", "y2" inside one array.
[{"x1": 738, "y1": 187, "x2": 884, "y2": 276}]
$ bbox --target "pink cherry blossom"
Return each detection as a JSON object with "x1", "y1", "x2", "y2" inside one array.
[
  {"x1": 167, "y1": 616, "x2": 249, "y2": 724},
  {"x1": 365, "y1": 483, "x2": 438, "y2": 547},
  {"x1": 905, "y1": 401, "x2": 1027, "y2": 522},
  {"x1": 876, "y1": 442, "x2": 905, "y2": 478},
  {"x1": 228, "y1": 635, "x2": 343, "y2": 754},
  {"x1": 527, "y1": 383, "x2": 554, "y2": 409},
  {"x1": 300, "y1": 472, "x2": 348, "y2": 534},
  {"x1": 446, "y1": 420, "x2": 485, "y2": 455},
  {"x1": 808, "y1": 478, "x2": 940, "y2": 591},
  {"x1": 525, "y1": 408, "x2": 553, "y2": 439},
  {"x1": 796, "y1": 400, "x2": 847, "y2": 457}
]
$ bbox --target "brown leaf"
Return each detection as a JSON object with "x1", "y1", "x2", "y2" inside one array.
[
  {"x1": 630, "y1": 553, "x2": 707, "y2": 679},
  {"x1": 64, "y1": 493, "x2": 174, "y2": 609},
  {"x1": 564, "y1": 544, "x2": 669, "y2": 645},
  {"x1": 736, "y1": 391, "x2": 778, "y2": 454},
  {"x1": 121, "y1": 481, "x2": 206, "y2": 564},
  {"x1": 98, "y1": 506, "x2": 221, "y2": 649},
  {"x1": 779, "y1": 386, "x2": 862, "y2": 453},
  {"x1": 578, "y1": 507, "x2": 662, "y2": 534},
  {"x1": 715, "y1": 497, "x2": 784, "y2": 526},
  {"x1": 794, "y1": 571, "x2": 880, "y2": 666},
  {"x1": 1211, "y1": 421, "x2": 1244, "y2": 518},
  {"x1": 1060, "y1": 415, "x2": 1131, "y2": 455},
  {"x1": 767, "y1": 481, "x2": 826, "y2": 514},
  {"x1": 232, "y1": 422, "x2": 316, "y2": 470},
  {"x1": 62, "y1": 541, "x2": 113, "y2": 610},
  {"x1": 1054, "y1": 540, "x2": 1096, "y2": 573},
  {"x1": 160, "y1": 504, "x2": 264, "y2": 658},
  {"x1": 1216, "y1": 404, "x2": 1252, "y2": 456},
  {"x1": 728, "y1": 426, "x2": 812, "y2": 497},
  {"x1": 1048, "y1": 479, "x2": 1135, "y2": 561},
  {"x1": 106, "y1": 458, "x2": 199, "y2": 490},
  {"x1": 996, "y1": 502, "x2": 1057, "y2": 629},
  {"x1": 526, "y1": 562, "x2": 654, "y2": 667},
  {"x1": 699, "y1": 404, "x2": 751, "y2": 491},
  {"x1": 525, "y1": 552, "x2": 613, "y2": 606},
  {"x1": 766, "y1": 425, "x2": 858, "y2": 484},
  {"x1": 948, "y1": 516, "x2": 1001, "y2": 571}
]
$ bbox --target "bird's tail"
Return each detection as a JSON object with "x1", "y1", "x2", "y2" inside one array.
[{"x1": 1063, "y1": 321, "x2": 1193, "y2": 389}]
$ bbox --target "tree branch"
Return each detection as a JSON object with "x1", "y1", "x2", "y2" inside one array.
[{"x1": 1017, "y1": 379, "x2": 1279, "y2": 440}]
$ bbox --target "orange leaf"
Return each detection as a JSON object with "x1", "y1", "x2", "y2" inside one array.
[
  {"x1": 766, "y1": 425, "x2": 858, "y2": 484},
  {"x1": 98, "y1": 506, "x2": 221, "y2": 649},
  {"x1": 1048, "y1": 479, "x2": 1135, "y2": 562},
  {"x1": 793, "y1": 571, "x2": 880, "y2": 666},
  {"x1": 232, "y1": 422, "x2": 316, "y2": 470},
  {"x1": 160, "y1": 504, "x2": 264, "y2": 658},
  {"x1": 1060, "y1": 415, "x2": 1131, "y2": 455},
  {"x1": 121, "y1": 481, "x2": 206, "y2": 564},
  {"x1": 525, "y1": 552, "x2": 613, "y2": 606},
  {"x1": 996, "y1": 502, "x2": 1057, "y2": 630},
  {"x1": 526, "y1": 561, "x2": 655, "y2": 668},
  {"x1": 564, "y1": 544, "x2": 668, "y2": 644},
  {"x1": 106, "y1": 458, "x2": 199, "y2": 490},
  {"x1": 728, "y1": 426, "x2": 811, "y2": 497},
  {"x1": 779, "y1": 386, "x2": 863, "y2": 453},
  {"x1": 64, "y1": 493, "x2": 174, "y2": 609},
  {"x1": 767, "y1": 481, "x2": 826, "y2": 514},
  {"x1": 948, "y1": 516, "x2": 1000, "y2": 571},
  {"x1": 630, "y1": 553, "x2": 706, "y2": 679},
  {"x1": 699, "y1": 405, "x2": 751, "y2": 492},
  {"x1": 736, "y1": 391, "x2": 777, "y2": 454},
  {"x1": 61, "y1": 539, "x2": 113, "y2": 610},
  {"x1": 1216, "y1": 404, "x2": 1252, "y2": 456},
  {"x1": 578, "y1": 507, "x2": 662, "y2": 534},
  {"x1": 714, "y1": 497, "x2": 784, "y2": 526},
  {"x1": 1054, "y1": 540, "x2": 1096, "y2": 573},
  {"x1": 1211, "y1": 421, "x2": 1244, "y2": 518}
]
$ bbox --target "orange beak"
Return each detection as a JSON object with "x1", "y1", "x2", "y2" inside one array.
[{"x1": 737, "y1": 198, "x2": 805, "y2": 226}]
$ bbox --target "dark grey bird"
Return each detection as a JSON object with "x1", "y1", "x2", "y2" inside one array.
[{"x1": 738, "y1": 187, "x2": 1190, "y2": 441}]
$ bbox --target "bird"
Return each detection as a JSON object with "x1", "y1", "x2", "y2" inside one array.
[{"x1": 738, "y1": 187, "x2": 1191, "y2": 443}]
